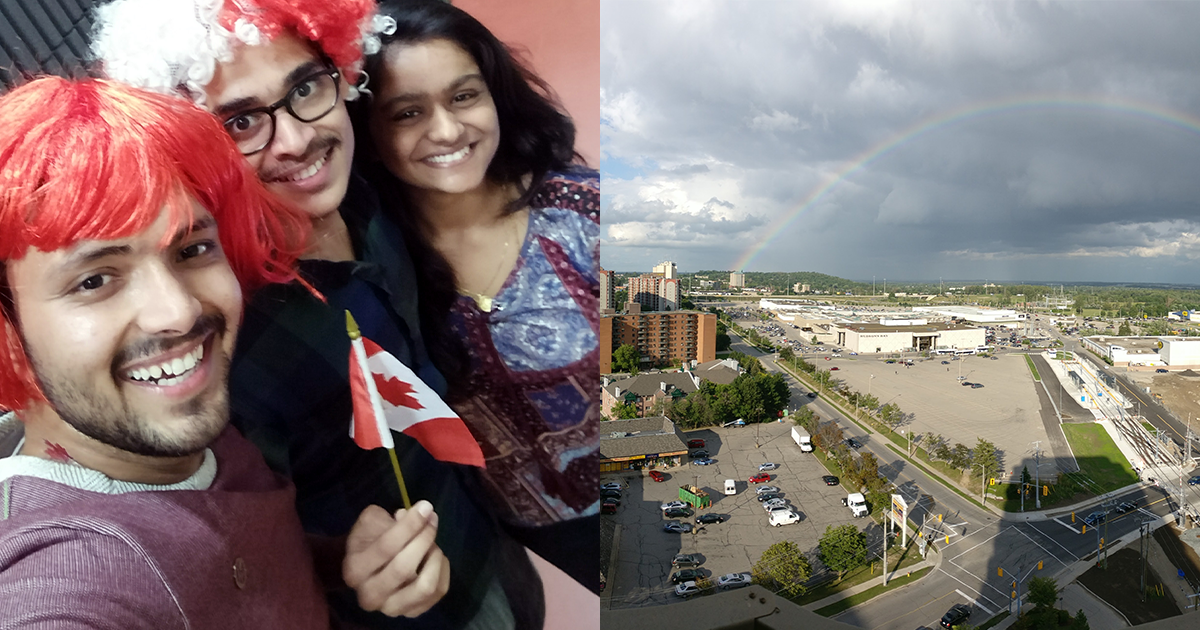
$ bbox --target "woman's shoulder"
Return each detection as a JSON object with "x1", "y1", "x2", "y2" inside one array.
[{"x1": 529, "y1": 167, "x2": 599, "y2": 223}]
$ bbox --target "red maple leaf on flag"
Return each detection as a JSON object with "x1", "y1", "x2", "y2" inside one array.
[{"x1": 372, "y1": 372, "x2": 424, "y2": 411}]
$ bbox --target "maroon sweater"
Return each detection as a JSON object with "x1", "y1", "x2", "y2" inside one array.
[{"x1": 0, "y1": 427, "x2": 329, "y2": 628}]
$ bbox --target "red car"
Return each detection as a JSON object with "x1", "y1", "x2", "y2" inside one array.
[
  {"x1": 687, "y1": 439, "x2": 705, "y2": 449},
  {"x1": 830, "y1": 366, "x2": 840, "y2": 371},
  {"x1": 749, "y1": 473, "x2": 771, "y2": 484},
  {"x1": 648, "y1": 470, "x2": 666, "y2": 482}
]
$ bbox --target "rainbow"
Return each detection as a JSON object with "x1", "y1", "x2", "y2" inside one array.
[{"x1": 731, "y1": 94, "x2": 1200, "y2": 271}]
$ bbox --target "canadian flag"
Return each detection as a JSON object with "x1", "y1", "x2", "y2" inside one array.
[{"x1": 349, "y1": 335, "x2": 485, "y2": 468}]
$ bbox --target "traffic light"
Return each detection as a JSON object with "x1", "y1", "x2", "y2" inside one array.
[
  {"x1": 1037, "y1": 561, "x2": 1043, "y2": 570},
  {"x1": 1043, "y1": 485, "x2": 1049, "y2": 496},
  {"x1": 1082, "y1": 525, "x2": 1087, "y2": 534},
  {"x1": 997, "y1": 567, "x2": 1003, "y2": 577}
]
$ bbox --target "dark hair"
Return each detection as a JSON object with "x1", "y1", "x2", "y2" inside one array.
[
  {"x1": 363, "y1": 0, "x2": 582, "y2": 211},
  {"x1": 353, "y1": 0, "x2": 583, "y2": 397}
]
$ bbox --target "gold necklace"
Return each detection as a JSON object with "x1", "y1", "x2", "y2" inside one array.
[{"x1": 462, "y1": 212, "x2": 520, "y2": 312}]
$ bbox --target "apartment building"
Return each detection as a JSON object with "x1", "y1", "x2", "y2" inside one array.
[
  {"x1": 599, "y1": 266, "x2": 616, "y2": 311},
  {"x1": 628, "y1": 274, "x2": 681, "y2": 312},
  {"x1": 599, "y1": 310, "x2": 717, "y2": 373}
]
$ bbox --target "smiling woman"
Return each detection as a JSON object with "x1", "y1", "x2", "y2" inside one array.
[{"x1": 355, "y1": 0, "x2": 600, "y2": 593}]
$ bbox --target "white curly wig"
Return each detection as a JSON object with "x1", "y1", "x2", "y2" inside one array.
[{"x1": 91, "y1": 0, "x2": 393, "y2": 105}]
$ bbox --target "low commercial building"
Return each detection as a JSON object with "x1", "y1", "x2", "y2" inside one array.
[
  {"x1": 837, "y1": 321, "x2": 986, "y2": 354},
  {"x1": 600, "y1": 416, "x2": 688, "y2": 473}
]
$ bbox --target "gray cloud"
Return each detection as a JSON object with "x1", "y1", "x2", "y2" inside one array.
[{"x1": 600, "y1": 0, "x2": 1200, "y2": 282}]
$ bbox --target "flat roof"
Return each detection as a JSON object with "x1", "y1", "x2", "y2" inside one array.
[{"x1": 842, "y1": 321, "x2": 980, "y2": 334}]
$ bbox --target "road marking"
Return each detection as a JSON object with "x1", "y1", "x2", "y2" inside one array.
[
  {"x1": 950, "y1": 585, "x2": 998, "y2": 614},
  {"x1": 1054, "y1": 518, "x2": 1081, "y2": 534},
  {"x1": 939, "y1": 568, "x2": 1000, "y2": 610}
]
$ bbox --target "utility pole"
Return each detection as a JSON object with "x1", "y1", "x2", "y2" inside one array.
[
  {"x1": 1140, "y1": 520, "x2": 1151, "y2": 602},
  {"x1": 1033, "y1": 442, "x2": 1042, "y2": 509}
]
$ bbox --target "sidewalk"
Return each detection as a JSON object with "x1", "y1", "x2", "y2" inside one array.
[{"x1": 800, "y1": 554, "x2": 939, "y2": 612}]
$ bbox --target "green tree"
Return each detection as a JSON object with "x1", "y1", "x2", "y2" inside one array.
[
  {"x1": 818, "y1": 524, "x2": 867, "y2": 576},
  {"x1": 973, "y1": 438, "x2": 999, "y2": 481},
  {"x1": 1027, "y1": 576, "x2": 1059, "y2": 608},
  {"x1": 612, "y1": 344, "x2": 640, "y2": 374},
  {"x1": 779, "y1": 346, "x2": 795, "y2": 362},
  {"x1": 1074, "y1": 610, "x2": 1089, "y2": 630},
  {"x1": 715, "y1": 332, "x2": 732, "y2": 352},
  {"x1": 878, "y1": 403, "x2": 903, "y2": 429},
  {"x1": 1118, "y1": 321, "x2": 1132, "y2": 336},
  {"x1": 751, "y1": 540, "x2": 812, "y2": 598},
  {"x1": 792, "y1": 407, "x2": 817, "y2": 432},
  {"x1": 614, "y1": 289, "x2": 627, "y2": 307},
  {"x1": 811, "y1": 335, "x2": 819, "y2": 344},
  {"x1": 612, "y1": 402, "x2": 638, "y2": 419}
]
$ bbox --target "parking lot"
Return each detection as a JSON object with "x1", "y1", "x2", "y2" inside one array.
[
  {"x1": 826, "y1": 352, "x2": 1054, "y2": 480},
  {"x1": 603, "y1": 421, "x2": 881, "y2": 608}
]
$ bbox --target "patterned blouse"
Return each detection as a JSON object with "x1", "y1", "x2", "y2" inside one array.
[{"x1": 449, "y1": 168, "x2": 600, "y2": 530}]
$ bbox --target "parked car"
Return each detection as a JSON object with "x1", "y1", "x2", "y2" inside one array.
[
  {"x1": 696, "y1": 513, "x2": 726, "y2": 525},
  {"x1": 749, "y1": 473, "x2": 771, "y2": 484},
  {"x1": 648, "y1": 470, "x2": 666, "y2": 482},
  {"x1": 830, "y1": 366, "x2": 840, "y2": 371},
  {"x1": 601, "y1": 502, "x2": 617, "y2": 515},
  {"x1": 822, "y1": 475, "x2": 840, "y2": 486},
  {"x1": 665, "y1": 507, "x2": 694, "y2": 518},
  {"x1": 757, "y1": 493, "x2": 783, "y2": 503},
  {"x1": 602, "y1": 497, "x2": 620, "y2": 508},
  {"x1": 671, "y1": 568, "x2": 705, "y2": 584},
  {"x1": 756, "y1": 485, "x2": 780, "y2": 495},
  {"x1": 600, "y1": 489, "x2": 622, "y2": 500},
  {"x1": 674, "y1": 581, "x2": 701, "y2": 598},
  {"x1": 694, "y1": 457, "x2": 716, "y2": 466},
  {"x1": 971, "y1": 383, "x2": 984, "y2": 389},
  {"x1": 845, "y1": 438, "x2": 862, "y2": 449},
  {"x1": 663, "y1": 521, "x2": 694, "y2": 534},
  {"x1": 961, "y1": 381, "x2": 973, "y2": 386},
  {"x1": 717, "y1": 573, "x2": 753, "y2": 589},
  {"x1": 600, "y1": 482, "x2": 622, "y2": 491},
  {"x1": 1157, "y1": 368, "x2": 1169, "y2": 373},
  {"x1": 759, "y1": 462, "x2": 779, "y2": 471},
  {"x1": 661, "y1": 501, "x2": 687, "y2": 511},
  {"x1": 672, "y1": 553, "x2": 703, "y2": 568},
  {"x1": 940, "y1": 604, "x2": 971, "y2": 628},
  {"x1": 687, "y1": 438, "x2": 706, "y2": 449},
  {"x1": 941, "y1": 360, "x2": 950, "y2": 365},
  {"x1": 762, "y1": 498, "x2": 788, "y2": 511},
  {"x1": 691, "y1": 450, "x2": 709, "y2": 459}
]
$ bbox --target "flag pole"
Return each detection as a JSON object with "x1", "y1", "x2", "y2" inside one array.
[{"x1": 346, "y1": 310, "x2": 412, "y2": 508}]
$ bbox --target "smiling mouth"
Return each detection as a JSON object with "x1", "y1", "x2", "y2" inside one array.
[
  {"x1": 425, "y1": 145, "x2": 471, "y2": 165},
  {"x1": 270, "y1": 146, "x2": 333, "y2": 184},
  {"x1": 125, "y1": 341, "x2": 205, "y2": 387}
]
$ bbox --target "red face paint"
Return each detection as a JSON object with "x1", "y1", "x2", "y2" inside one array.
[{"x1": 44, "y1": 440, "x2": 72, "y2": 463}]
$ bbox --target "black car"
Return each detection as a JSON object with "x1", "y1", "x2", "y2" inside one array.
[
  {"x1": 665, "y1": 507, "x2": 694, "y2": 518},
  {"x1": 691, "y1": 450, "x2": 710, "y2": 459},
  {"x1": 600, "y1": 489, "x2": 622, "y2": 500},
  {"x1": 940, "y1": 603, "x2": 971, "y2": 628},
  {"x1": 846, "y1": 438, "x2": 862, "y2": 449},
  {"x1": 671, "y1": 568, "x2": 705, "y2": 584},
  {"x1": 822, "y1": 475, "x2": 839, "y2": 486},
  {"x1": 1115, "y1": 501, "x2": 1137, "y2": 514},
  {"x1": 757, "y1": 493, "x2": 783, "y2": 502},
  {"x1": 696, "y1": 513, "x2": 726, "y2": 525},
  {"x1": 961, "y1": 381, "x2": 973, "y2": 387},
  {"x1": 806, "y1": 392, "x2": 817, "y2": 399}
]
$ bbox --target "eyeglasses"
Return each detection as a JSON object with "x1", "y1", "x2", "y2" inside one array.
[{"x1": 222, "y1": 68, "x2": 341, "y2": 156}]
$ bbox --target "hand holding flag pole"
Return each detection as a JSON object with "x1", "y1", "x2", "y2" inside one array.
[{"x1": 346, "y1": 310, "x2": 412, "y2": 509}]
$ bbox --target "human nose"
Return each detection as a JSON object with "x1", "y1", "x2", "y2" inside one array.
[
  {"x1": 269, "y1": 110, "x2": 318, "y2": 158},
  {"x1": 133, "y1": 263, "x2": 202, "y2": 336},
  {"x1": 426, "y1": 105, "x2": 463, "y2": 144}
]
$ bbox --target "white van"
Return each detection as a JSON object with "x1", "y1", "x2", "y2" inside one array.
[
  {"x1": 769, "y1": 510, "x2": 801, "y2": 527},
  {"x1": 724, "y1": 479, "x2": 737, "y2": 495}
]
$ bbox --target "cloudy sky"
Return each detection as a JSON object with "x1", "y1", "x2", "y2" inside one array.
[{"x1": 599, "y1": 1, "x2": 1200, "y2": 284}]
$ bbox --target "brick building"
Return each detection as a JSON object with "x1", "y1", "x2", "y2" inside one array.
[
  {"x1": 599, "y1": 310, "x2": 717, "y2": 373},
  {"x1": 627, "y1": 274, "x2": 681, "y2": 312}
]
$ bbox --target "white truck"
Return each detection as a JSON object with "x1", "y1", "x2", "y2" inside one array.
[
  {"x1": 790, "y1": 426, "x2": 813, "y2": 452},
  {"x1": 846, "y1": 492, "x2": 868, "y2": 518}
]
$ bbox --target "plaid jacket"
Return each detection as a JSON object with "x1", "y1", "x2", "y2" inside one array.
[{"x1": 229, "y1": 173, "x2": 528, "y2": 630}]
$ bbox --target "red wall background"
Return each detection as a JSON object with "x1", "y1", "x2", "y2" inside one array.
[{"x1": 455, "y1": 0, "x2": 600, "y2": 166}]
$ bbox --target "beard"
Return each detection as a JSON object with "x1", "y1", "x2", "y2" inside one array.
[{"x1": 28, "y1": 313, "x2": 231, "y2": 459}]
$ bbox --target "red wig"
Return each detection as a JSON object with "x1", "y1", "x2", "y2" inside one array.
[
  {"x1": 219, "y1": 0, "x2": 377, "y2": 84},
  {"x1": 0, "y1": 77, "x2": 311, "y2": 412}
]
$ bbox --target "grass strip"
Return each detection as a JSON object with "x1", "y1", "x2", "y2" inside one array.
[
  {"x1": 885, "y1": 444, "x2": 991, "y2": 511},
  {"x1": 977, "y1": 611, "x2": 1010, "y2": 629},
  {"x1": 1024, "y1": 354, "x2": 1041, "y2": 381},
  {"x1": 1061, "y1": 423, "x2": 1138, "y2": 491},
  {"x1": 812, "y1": 567, "x2": 932, "y2": 616}
]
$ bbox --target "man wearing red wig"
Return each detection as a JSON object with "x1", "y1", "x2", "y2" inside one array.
[{"x1": 91, "y1": 2, "x2": 541, "y2": 629}]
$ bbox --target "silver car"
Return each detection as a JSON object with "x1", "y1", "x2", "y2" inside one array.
[
  {"x1": 755, "y1": 485, "x2": 780, "y2": 495},
  {"x1": 758, "y1": 462, "x2": 779, "y2": 472},
  {"x1": 717, "y1": 573, "x2": 752, "y2": 589},
  {"x1": 762, "y1": 498, "x2": 788, "y2": 511}
]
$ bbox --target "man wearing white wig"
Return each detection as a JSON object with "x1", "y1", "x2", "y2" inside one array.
[{"x1": 92, "y1": 1, "x2": 544, "y2": 629}]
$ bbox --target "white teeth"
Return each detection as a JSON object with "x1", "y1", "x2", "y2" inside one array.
[
  {"x1": 286, "y1": 153, "x2": 328, "y2": 182},
  {"x1": 126, "y1": 344, "x2": 205, "y2": 384},
  {"x1": 426, "y1": 146, "x2": 470, "y2": 164}
]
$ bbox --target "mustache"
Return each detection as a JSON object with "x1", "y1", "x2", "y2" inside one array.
[
  {"x1": 112, "y1": 313, "x2": 227, "y2": 369},
  {"x1": 260, "y1": 135, "x2": 341, "y2": 181}
]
